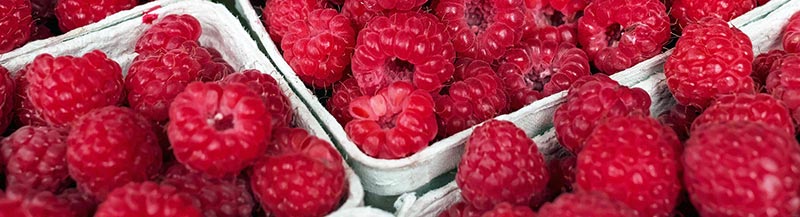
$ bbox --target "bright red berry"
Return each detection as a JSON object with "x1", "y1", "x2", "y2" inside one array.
[
  {"x1": 523, "y1": 0, "x2": 587, "y2": 45},
  {"x1": 0, "y1": 66, "x2": 14, "y2": 132},
  {"x1": 94, "y1": 182, "x2": 202, "y2": 217},
  {"x1": 282, "y1": 9, "x2": 355, "y2": 88},
  {"x1": 671, "y1": 0, "x2": 756, "y2": 31},
  {"x1": 221, "y1": 69, "x2": 294, "y2": 130},
  {"x1": 784, "y1": 12, "x2": 800, "y2": 53},
  {"x1": 360, "y1": 0, "x2": 425, "y2": 12},
  {"x1": 135, "y1": 14, "x2": 203, "y2": 54},
  {"x1": 262, "y1": 0, "x2": 326, "y2": 45},
  {"x1": 0, "y1": 0, "x2": 32, "y2": 54},
  {"x1": 767, "y1": 53, "x2": 800, "y2": 125},
  {"x1": 480, "y1": 203, "x2": 535, "y2": 217},
  {"x1": 345, "y1": 81, "x2": 437, "y2": 159},
  {"x1": 327, "y1": 77, "x2": 363, "y2": 124},
  {"x1": 692, "y1": 93, "x2": 794, "y2": 135},
  {"x1": 657, "y1": 103, "x2": 701, "y2": 142},
  {"x1": 55, "y1": 0, "x2": 138, "y2": 32},
  {"x1": 752, "y1": 50, "x2": 787, "y2": 92},
  {"x1": 0, "y1": 187, "x2": 78, "y2": 217},
  {"x1": 434, "y1": 0, "x2": 525, "y2": 62},
  {"x1": 439, "y1": 202, "x2": 482, "y2": 217},
  {"x1": 665, "y1": 17, "x2": 755, "y2": 109},
  {"x1": 341, "y1": 0, "x2": 385, "y2": 32},
  {"x1": 1, "y1": 126, "x2": 69, "y2": 193},
  {"x1": 161, "y1": 164, "x2": 254, "y2": 217},
  {"x1": 26, "y1": 50, "x2": 125, "y2": 126},
  {"x1": 12, "y1": 69, "x2": 46, "y2": 127},
  {"x1": 537, "y1": 192, "x2": 637, "y2": 217},
  {"x1": 435, "y1": 59, "x2": 509, "y2": 138}
]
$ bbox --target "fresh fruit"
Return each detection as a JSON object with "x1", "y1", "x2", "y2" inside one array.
[
  {"x1": 433, "y1": 0, "x2": 525, "y2": 62},
  {"x1": 55, "y1": 0, "x2": 138, "y2": 32},
  {"x1": 657, "y1": 103, "x2": 701, "y2": 141},
  {"x1": 0, "y1": 187, "x2": 77, "y2": 217},
  {"x1": 435, "y1": 59, "x2": 508, "y2": 137},
  {"x1": 251, "y1": 127, "x2": 346, "y2": 217},
  {"x1": 529, "y1": 152, "x2": 577, "y2": 208},
  {"x1": 439, "y1": 202, "x2": 482, "y2": 217},
  {"x1": 352, "y1": 12, "x2": 455, "y2": 95},
  {"x1": 683, "y1": 121, "x2": 800, "y2": 216},
  {"x1": 262, "y1": 0, "x2": 326, "y2": 44},
  {"x1": 457, "y1": 120, "x2": 548, "y2": 211},
  {"x1": 360, "y1": 0, "x2": 425, "y2": 12},
  {"x1": 1, "y1": 126, "x2": 70, "y2": 193},
  {"x1": 94, "y1": 182, "x2": 202, "y2": 217},
  {"x1": 523, "y1": 0, "x2": 588, "y2": 45},
  {"x1": 671, "y1": 0, "x2": 756, "y2": 31},
  {"x1": 67, "y1": 106, "x2": 162, "y2": 199},
  {"x1": 12, "y1": 69, "x2": 46, "y2": 127},
  {"x1": 135, "y1": 14, "x2": 203, "y2": 54},
  {"x1": 537, "y1": 192, "x2": 637, "y2": 217},
  {"x1": 327, "y1": 77, "x2": 362, "y2": 124},
  {"x1": 198, "y1": 46, "x2": 234, "y2": 81},
  {"x1": 767, "y1": 53, "x2": 800, "y2": 124},
  {"x1": 0, "y1": 0, "x2": 32, "y2": 54},
  {"x1": 576, "y1": 115, "x2": 682, "y2": 216},
  {"x1": 784, "y1": 12, "x2": 800, "y2": 53},
  {"x1": 0, "y1": 65, "x2": 15, "y2": 132},
  {"x1": 59, "y1": 189, "x2": 96, "y2": 217},
  {"x1": 692, "y1": 93, "x2": 794, "y2": 135},
  {"x1": 282, "y1": 8, "x2": 355, "y2": 88},
  {"x1": 577, "y1": 0, "x2": 670, "y2": 74},
  {"x1": 161, "y1": 164, "x2": 254, "y2": 217},
  {"x1": 221, "y1": 69, "x2": 294, "y2": 130},
  {"x1": 480, "y1": 203, "x2": 535, "y2": 217},
  {"x1": 345, "y1": 81, "x2": 437, "y2": 159},
  {"x1": 664, "y1": 17, "x2": 754, "y2": 109},
  {"x1": 752, "y1": 50, "x2": 787, "y2": 91},
  {"x1": 341, "y1": 0, "x2": 385, "y2": 32},
  {"x1": 167, "y1": 82, "x2": 271, "y2": 177}
]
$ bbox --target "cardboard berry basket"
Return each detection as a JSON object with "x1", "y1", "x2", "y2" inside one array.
[{"x1": 0, "y1": 0, "x2": 367, "y2": 214}]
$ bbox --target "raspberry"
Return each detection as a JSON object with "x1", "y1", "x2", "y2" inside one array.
[
  {"x1": 327, "y1": 77, "x2": 362, "y2": 124},
  {"x1": 657, "y1": 103, "x2": 701, "y2": 142},
  {"x1": 665, "y1": 17, "x2": 755, "y2": 109},
  {"x1": 496, "y1": 39, "x2": 590, "y2": 110},
  {"x1": 352, "y1": 12, "x2": 455, "y2": 95},
  {"x1": 684, "y1": 121, "x2": 800, "y2": 216},
  {"x1": 54, "y1": 0, "x2": 138, "y2": 32},
  {"x1": 30, "y1": 23, "x2": 54, "y2": 41},
  {"x1": 435, "y1": 59, "x2": 508, "y2": 138},
  {"x1": 341, "y1": 0, "x2": 385, "y2": 32},
  {"x1": 537, "y1": 192, "x2": 637, "y2": 217},
  {"x1": 439, "y1": 202, "x2": 482, "y2": 217},
  {"x1": 577, "y1": 0, "x2": 670, "y2": 74},
  {"x1": 576, "y1": 115, "x2": 682, "y2": 217},
  {"x1": 784, "y1": 12, "x2": 800, "y2": 53},
  {"x1": 282, "y1": 9, "x2": 355, "y2": 88},
  {"x1": 670, "y1": 0, "x2": 756, "y2": 30},
  {"x1": 0, "y1": 66, "x2": 15, "y2": 132},
  {"x1": 457, "y1": 120, "x2": 548, "y2": 211},
  {"x1": 345, "y1": 81, "x2": 437, "y2": 159},
  {"x1": 161, "y1": 164, "x2": 254, "y2": 217},
  {"x1": 529, "y1": 152, "x2": 577, "y2": 208},
  {"x1": 201, "y1": 46, "x2": 234, "y2": 81},
  {"x1": 135, "y1": 14, "x2": 202, "y2": 54},
  {"x1": 361, "y1": 0, "x2": 425, "y2": 11},
  {"x1": 67, "y1": 106, "x2": 162, "y2": 199},
  {"x1": 262, "y1": 0, "x2": 326, "y2": 45},
  {"x1": 692, "y1": 93, "x2": 794, "y2": 135},
  {"x1": 94, "y1": 182, "x2": 202, "y2": 217},
  {"x1": 752, "y1": 50, "x2": 787, "y2": 91},
  {"x1": 434, "y1": 0, "x2": 525, "y2": 62},
  {"x1": 221, "y1": 69, "x2": 294, "y2": 130},
  {"x1": 767, "y1": 54, "x2": 800, "y2": 125},
  {"x1": 12, "y1": 69, "x2": 46, "y2": 127},
  {"x1": 553, "y1": 74, "x2": 651, "y2": 154},
  {"x1": 523, "y1": 0, "x2": 587, "y2": 45},
  {"x1": 1, "y1": 126, "x2": 70, "y2": 193},
  {"x1": 479, "y1": 203, "x2": 535, "y2": 217},
  {"x1": 168, "y1": 82, "x2": 271, "y2": 178},
  {"x1": 0, "y1": 0, "x2": 32, "y2": 54},
  {"x1": 251, "y1": 127, "x2": 346, "y2": 217},
  {"x1": 26, "y1": 50, "x2": 125, "y2": 126},
  {"x1": 0, "y1": 187, "x2": 77, "y2": 217},
  {"x1": 59, "y1": 189, "x2": 96, "y2": 217}
]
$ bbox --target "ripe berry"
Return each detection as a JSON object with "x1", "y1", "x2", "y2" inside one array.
[
  {"x1": 345, "y1": 81, "x2": 437, "y2": 159},
  {"x1": 282, "y1": 9, "x2": 355, "y2": 88},
  {"x1": 0, "y1": 187, "x2": 77, "y2": 217},
  {"x1": 1, "y1": 126, "x2": 70, "y2": 193},
  {"x1": 665, "y1": 17, "x2": 755, "y2": 109},
  {"x1": 0, "y1": 65, "x2": 15, "y2": 132},
  {"x1": 94, "y1": 182, "x2": 202, "y2": 217},
  {"x1": 59, "y1": 188, "x2": 96, "y2": 217},
  {"x1": 341, "y1": 0, "x2": 385, "y2": 32},
  {"x1": 767, "y1": 53, "x2": 800, "y2": 124},
  {"x1": 671, "y1": 0, "x2": 756, "y2": 30},
  {"x1": 262, "y1": 0, "x2": 326, "y2": 44},
  {"x1": 457, "y1": 120, "x2": 548, "y2": 211},
  {"x1": 752, "y1": 50, "x2": 787, "y2": 91},
  {"x1": 221, "y1": 69, "x2": 294, "y2": 130},
  {"x1": 55, "y1": 0, "x2": 138, "y2": 32},
  {"x1": 537, "y1": 192, "x2": 637, "y2": 217},
  {"x1": 168, "y1": 82, "x2": 271, "y2": 178},
  {"x1": 360, "y1": 0, "x2": 425, "y2": 12},
  {"x1": 577, "y1": 0, "x2": 670, "y2": 74},
  {"x1": 684, "y1": 121, "x2": 800, "y2": 216},
  {"x1": 161, "y1": 164, "x2": 254, "y2": 217},
  {"x1": 435, "y1": 59, "x2": 509, "y2": 138},
  {"x1": 352, "y1": 12, "x2": 455, "y2": 95},
  {"x1": 67, "y1": 106, "x2": 162, "y2": 199},
  {"x1": 439, "y1": 202, "x2": 482, "y2": 217},
  {"x1": 784, "y1": 12, "x2": 800, "y2": 53},
  {"x1": 480, "y1": 203, "x2": 535, "y2": 217},
  {"x1": 657, "y1": 103, "x2": 701, "y2": 142},
  {"x1": 327, "y1": 77, "x2": 363, "y2": 124},
  {"x1": 523, "y1": 0, "x2": 587, "y2": 45},
  {"x1": 135, "y1": 14, "x2": 203, "y2": 54},
  {"x1": 12, "y1": 69, "x2": 46, "y2": 127},
  {"x1": 433, "y1": 0, "x2": 525, "y2": 62},
  {"x1": 26, "y1": 50, "x2": 125, "y2": 126},
  {"x1": 0, "y1": 0, "x2": 32, "y2": 54},
  {"x1": 692, "y1": 93, "x2": 794, "y2": 135}
]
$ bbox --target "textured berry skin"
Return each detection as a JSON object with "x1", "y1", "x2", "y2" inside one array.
[
  {"x1": 439, "y1": 202, "x2": 482, "y2": 217},
  {"x1": 327, "y1": 77, "x2": 363, "y2": 124},
  {"x1": 784, "y1": 12, "x2": 800, "y2": 53},
  {"x1": 251, "y1": 127, "x2": 346, "y2": 217},
  {"x1": 692, "y1": 93, "x2": 794, "y2": 135},
  {"x1": 576, "y1": 115, "x2": 682, "y2": 217},
  {"x1": 59, "y1": 189, "x2": 96, "y2": 217},
  {"x1": 352, "y1": 12, "x2": 455, "y2": 95},
  {"x1": 684, "y1": 121, "x2": 800, "y2": 216},
  {"x1": 480, "y1": 203, "x2": 535, "y2": 217},
  {"x1": 657, "y1": 103, "x2": 701, "y2": 142},
  {"x1": 221, "y1": 69, "x2": 294, "y2": 130},
  {"x1": 529, "y1": 152, "x2": 577, "y2": 209},
  {"x1": 0, "y1": 66, "x2": 15, "y2": 132},
  {"x1": 12, "y1": 69, "x2": 46, "y2": 127},
  {"x1": 0, "y1": 187, "x2": 77, "y2": 217},
  {"x1": 162, "y1": 164, "x2": 254, "y2": 217},
  {"x1": 263, "y1": 0, "x2": 326, "y2": 45},
  {"x1": 94, "y1": 182, "x2": 202, "y2": 217},
  {"x1": 55, "y1": 0, "x2": 138, "y2": 32},
  {"x1": 26, "y1": 50, "x2": 125, "y2": 126},
  {"x1": 361, "y1": 0, "x2": 425, "y2": 12},
  {"x1": 457, "y1": 120, "x2": 548, "y2": 211},
  {"x1": 577, "y1": 0, "x2": 670, "y2": 74},
  {"x1": 168, "y1": 82, "x2": 271, "y2": 178},
  {"x1": 496, "y1": 39, "x2": 590, "y2": 110},
  {"x1": 537, "y1": 192, "x2": 637, "y2": 217},
  {"x1": 752, "y1": 50, "x2": 787, "y2": 91},
  {"x1": 67, "y1": 106, "x2": 162, "y2": 199},
  {"x1": 435, "y1": 59, "x2": 509, "y2": 138},
  {"x1": 345, "y1": 81, "x2": 437, "y2": 159},
  {"x1": 671, "y1": 0, "x2": 756, "y2": 30},
  {"x1": 135, "y1": 14, "x2": 202, "y2": 54},
  {"x1": 434, "y1": 0, "x2": 525, "y2": 62},
  {"x1": 523, "y1": 0, "x2": 587, "y2": 45},
  {"x1": 553, "y1": 74, "x2": 651, "y2": 154},
  {"x1": 282, "y1": 9, "x2": 355, "y2": 88},
  {"x1": 665, "y1": 17, "x2": 755, "y2": 109},
  {"x1": 1, "y1": 126, "x2": 70, "y2": 193},
  {"x1": 0, "y1": 0, "x2": 32, "y2": 54},
  {"x1": 767, "y1": 54, "x2": 800, "y2": 125},
  {"x1": 341, "y1": 0, "x2": 385, "y2": 32}
]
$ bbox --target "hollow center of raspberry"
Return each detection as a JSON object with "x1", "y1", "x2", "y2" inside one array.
[
  {"x1": 377, "y1": 113, "x2": 398, "y2": 129},
  {"x1": 208, "y1": 113, "x2": 234, "y2": 131},
  {"x1": 526, "y1": 65, "x2": 554, "y2": 91},
  {"x1": 465, "y1": 0, "x2": 492, "y2": 34},
  {"x1": 385, "y1": 58, "x2": 415, "y2": 81},
  {"x1": 547, "y1": 10, "x2": 566, "y2": 26},
  {"x1": 605, "y1": 23, "x2": 623, "y2": 47}
]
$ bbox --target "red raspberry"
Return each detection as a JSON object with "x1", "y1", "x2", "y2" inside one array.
[
  {"x1": 0, "y1": 66, "x2": 15, "y2": 132},
  {"x1": 345, "y1": 81, "x2": 437, "y2": 159},
  {"x1": 135, "y1": 14, "x2": 202, "y2": 54},
  {"x1": 341, "y1": 0, "x2": 385, "y2": 32},
  {"x1": 692, "y1": 93, "x2": 794, "y2": 135},
  {"x1": 12, "y1": 69, "x2": 46, "y2": 127},
  {"x1": 282, "y1": 9, "x2": 355, "y2": 88},
  {"x1": 529, "y1": 152, "x2": 577, "y2": 209},
  {"x1": 684, "y1": 121, "x2": 800, "y2": 216},
  {"x1": 26, "y1": 50, "x2": 124, "y2": 126},
  {"x1": 30, "y1": 23, "x2": 54, "y2": 41},
  {"x1": 576, "y1": 115, "x2": 682, "y2": 217},
  {"x1": 0, "y1": 187, "x2": 77, "y2": 217},
  {"x1": 201, "y1": 46, "x2": 234, "y2": 81},
  {"x1": 221, "y1": 69, "x2": 294, "y2": 130},
  {"x1": 94, "y1": 182, "x2": 202, "y2": 217},
  {"x1": 577, "y1": 0, "x2": 670, "y2": 74},
  {"x1": 434, "y1": 0, "x2": 525, "y2": 62},
  {"x1": 161, "y1": 164, "x2": 254, "y2": 217},
  {"x1": 435, "y1": 59, "x2": 509, "y2": 138},
  {"x1": 361, "y1": 0, "x2": 425, "y2": 11},
  {"x1": 262, "y1": 0, "x2": 326, "y2": 45},
  {"x1": 671, "y1": 0, "x2": 756, "y2": 31},
  {"x1": 553, "y1": 74, "x2": 651, "y2": 154},
  {"x1": 784, "y1": 12, "x2": 800, "y2": 53},
  {"x1": 67, "y1": 106, "x2": 162, "y2": 199},
  {"x1": 665, "y1": 17, "x2": 755, "y2": 109},
  {"x1": 496, "y1": 39, "x2": 590, "y2": 110},
  {"x1": 352, "y1": 12, "x2": 455, "y2": 95},
  {"x1": 480, "y1": 203, "x2": 535, "y2": 217},
  {"x1": 251, "y1": 127, "x2": 346, "y2": 217},
  {"x1": 59, "y1": 189, "x2": 97, "y2": 217},
  {"x1": 168, "y1": 82, "x2": 271, "y2": 178},
  {"x1": 537, "y1": 192, "x2": 637, "y2": 217},
  {"x1": 439, "y1": 202, "x2": 482, "y2": 217},
  {"x1": 758, "y1": 0, "x2": 769, "y2": 5},
  {"x1": 327, "y1": 77, "x2": 363, "y2": 124},
  {"x1": 523, "y1": 0, "x2": 587, "y2": 45},
  {"x1": 0, "y1": 0, "x2": 32, "y2": 54},
  {"x1": 54, "y1": 0, "x2": 138, "y2": 32},
  {"x1": 752, "y1": 50, "x2": 787, "y2": 91},
  {"x1": 657, "y1": 103, "x2": 701, "y2": 142},
  {"x1": 457, "y1": 120, "x2": 548, "y2": 211},
  {"x1": 767, "y1": 54, "x2": 800, "y2": 124},
  {"x1": 1, "y1": 126, "x2": 69, "y2": 193}
]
